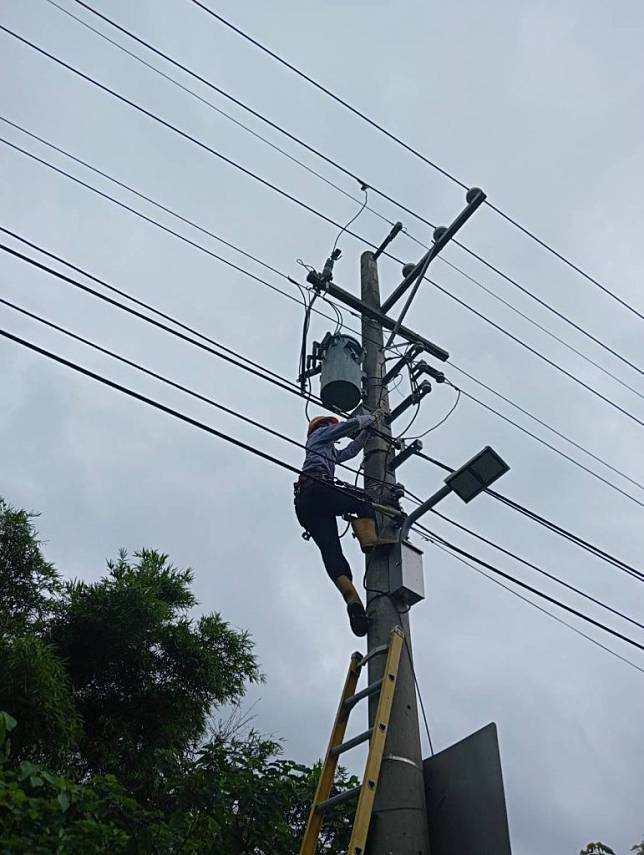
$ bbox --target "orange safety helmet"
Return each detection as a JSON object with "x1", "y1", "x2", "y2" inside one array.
[{"x1": 307, "y1": 415, "x2": 339, "y2": 435}]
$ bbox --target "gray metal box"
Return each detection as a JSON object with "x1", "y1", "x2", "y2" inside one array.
[{"x1": 389, "y1": 540, "x2": 425, "y2": 605}]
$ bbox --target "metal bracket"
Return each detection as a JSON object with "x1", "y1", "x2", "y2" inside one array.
[
  {"x1": 385, "y1": 381, "x2": 432, "y2": 424},
  {"x1": 381, "y1": 187, "x2": 487, "y2": 316},
  {"x1": 381, "y1": 343, "x2": 424, "y2": 387},
  {"x1": 317, "y1": 280, "x2": 449, "y2": 362},
  {"x1": 410, "y1": 360, "x2": 445, "y2": 384},
  {"x1": 373, "y1": 221, "x2": 403, "y2": 260},
  {"x1": 388, "y1": 440, "x2": 423, "y2": 472}
]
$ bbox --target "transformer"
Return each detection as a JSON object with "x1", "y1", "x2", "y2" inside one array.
[{"x1": 319, "y1": 333, "x2": 364, "y2": 411}]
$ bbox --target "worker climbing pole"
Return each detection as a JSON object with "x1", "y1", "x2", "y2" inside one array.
[{"x1": 293, "y1": 409, "x2": 395, "y2": 636}]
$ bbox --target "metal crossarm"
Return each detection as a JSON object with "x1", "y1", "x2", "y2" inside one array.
[{"x1": 298, "y1": 628, "x2": 404, "y2": 855}]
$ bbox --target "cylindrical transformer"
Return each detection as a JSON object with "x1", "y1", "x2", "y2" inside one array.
[{"x1": 320, "y1": 333, "x2": 364, "y2": 411}]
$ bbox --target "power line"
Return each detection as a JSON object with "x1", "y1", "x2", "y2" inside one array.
[
  {"x1": 4, "y1": 131, "x2": 643, "y2": 513},
  {"x1": 63, "y1": 0, "x2": 440, "y2": 244},
  {"x1": 4, "y1": 318, "x2": 644, "y2": 671},
  {"x1": 0, "y1": 131, "x2": 385, "y2": 357},
  {"x1": 0, "y1": 319, "x2": 403, "y2": 517},
  {"x1": 427, "y1": 275, "x2": 644, "y2": 431},
  {"x1": 403, "y1": 635, "x2": 434, "y2": 756},
  {"x1": 416, "y1": 451, "x2": 644, "y2": 583},
  {"x1": 0, "y1": 293, "x2": 391, "y2": 493},
  {"x1": 0, "y1": 239, "x2": 320, "y2": 407},
  {"x1": 448, "y1": 364, "x2": 644, "y2": 495},
  {"x1": 0, "y1": 123, "x2": 410, "y2": 365},
  {"x1": 430, "y1": 541, "x2": 644, "y2": 677},
  {"x1": 0, "y1": 239, "x2": 415, "y2": 499},
  {"x1": 449, "y1": 239, "x2": 644, "y2": 381},
  {"x1": 7, "y1": 264, "x2": 642, "y2": 639},
  {"x1": 7, "y1": 127, "x2": 644, "y2": 523},
  {"x1": 197, "y1": 3, "x2": 644, "y2": 326},
  {"x1": 0, "y1": 324, "x2": 309, "y2": 476},
  {"x1": 0, "y1": 295, "x2": 310, "y2": 450},
  {"x1": 448, "y1": 376, "x2": 644, "y2": 512},
  {"x1": 6, "y1": 20, "x2": 644, "y2": 412},
  {"x1": 0, "y1": 24, "x2": 400, "y2": 267},
  {"x1": 44, "y1": 0, "x2": 417, "y2": 244},
  {"x1": 28, "y1": 5, "x2": 644, "y2": 382},
  {"x1": 430, "y1": 509, "x2": 644, "y2": 632},
  {"x1": 439, "y1": 257, "x2": 644, "y2": 403},
  {"x1": 416, "y1": 528, "x2": 644, "y2": 654},
  {"x1": 488, "y1": 489, "x2": 644, "y2": 583}
]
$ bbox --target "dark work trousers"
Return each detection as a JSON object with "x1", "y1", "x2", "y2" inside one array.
[{"x1": 295, "y1": 477, "x2": 376, "y2": 582}]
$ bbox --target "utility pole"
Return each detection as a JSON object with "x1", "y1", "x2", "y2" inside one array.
[{"x1": 361, "y1": 250, "x2": 430, "y2": 854}]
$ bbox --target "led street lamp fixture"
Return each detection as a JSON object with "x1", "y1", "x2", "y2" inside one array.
[{"x1": 444, "y1": 446, "x2": 510, "y2": 503}]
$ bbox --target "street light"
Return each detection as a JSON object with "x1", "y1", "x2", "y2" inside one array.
[
  {"x1": 400, "y1": 446, "x2": 510, "y2": 541},
  {"x1": 390, "y1": 446, "x2": 510, "y2": 606}
]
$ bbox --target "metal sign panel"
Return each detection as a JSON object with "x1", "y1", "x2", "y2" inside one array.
[{"x1": 423, "y1": 722, "x2": 512, "y2": 855}]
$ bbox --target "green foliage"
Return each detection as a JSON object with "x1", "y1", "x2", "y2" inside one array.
[
  {"x1": 0, "y1": 499, "x2": 356, "y2": 853},
  {"x1": 49, "y1": 549, "x2": 261, "y2": 790},
  {"x1": 0, "y1": 756, "x2": 175, "y2": 853},
  {"x1": 631, "y1": 840, "x2": 644, "y2": 854},
  {"x1": 0, "y1": 718, "x2": 355, "y2": 854},
  {"x1": 0, "y1": 635, "x2": 80, "y2": 768},
  {"x1": 0, "y1": 498, "x2": 60, "y2": 632},
  {"x1": 163, "y1": 732, "x2": 358, "y2": 853}
]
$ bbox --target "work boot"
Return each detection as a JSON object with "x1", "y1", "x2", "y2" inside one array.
[
  {"x1": 347, "y1": 602, "x2": 368, "y2": 637},
  {"x1": 351, "y1": 518, "x2": 398, "y2": 553}
]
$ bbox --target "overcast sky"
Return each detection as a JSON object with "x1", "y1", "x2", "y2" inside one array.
[{"x1": 2, "y1": 1, "x2": 644, "y2": 852}]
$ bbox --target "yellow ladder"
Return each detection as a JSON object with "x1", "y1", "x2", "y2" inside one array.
[{"x1": 299, "y1": 627, "x2": 404, "y2": 855}]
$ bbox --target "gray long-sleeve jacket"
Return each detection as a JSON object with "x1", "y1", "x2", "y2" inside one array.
[{"x1": 301, "y1": 415, "x2": 375, "y2": 480}]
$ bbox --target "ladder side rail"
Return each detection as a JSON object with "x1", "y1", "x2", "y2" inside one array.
[
  {"x1": 299, "y1": 652, "x2": 364, "y2": 855},
  {"x1": 347, "y1": 628, "x2": 405, "y2": 855}
]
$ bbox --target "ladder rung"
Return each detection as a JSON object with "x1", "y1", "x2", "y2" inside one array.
[
  {"x1": 330, "y1": 727, "x2": 373, "y2": 757},
  {"x1": 358, "y1": 644, "x2": 388, "y2": 667},
  {"x1": 344, "y1": 678, "x2": 383, "y2": 712},
  {"x1": 316, "y1": 785, "x2": 362, "y2": 813}
]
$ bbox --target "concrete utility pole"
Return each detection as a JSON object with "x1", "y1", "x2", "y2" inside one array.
[{"x1": 361, "y1": 250, "x2": 430, "y2": 854}]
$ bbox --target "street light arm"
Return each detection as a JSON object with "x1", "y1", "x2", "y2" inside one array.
[{"x1": 400, "y1": 484, "x2": 452, "y2": 541}]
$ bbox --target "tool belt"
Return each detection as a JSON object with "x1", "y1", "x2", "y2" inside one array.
[
  {"x1": 293, "y1": 471, "x2": 328, "y2": 498},
  {"x1": 293, "y1": 474, "x2": 368, "y2": 504}
]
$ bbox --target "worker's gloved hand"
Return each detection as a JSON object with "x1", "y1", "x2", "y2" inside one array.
[{"x1": 371, "y1": 406, "x2": 389, "y2": 424}]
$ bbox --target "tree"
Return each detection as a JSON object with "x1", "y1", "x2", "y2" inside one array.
[
  {"x1": 0, "y1": 498, "x2": 78, "y2": 770},
  {"x1": 0, "y1": 498, "x2": 60, "y2": 633},
  {"x1": 580, "y1": 844, "x2": 615, "y2": 854},
  {"x1": 0, "y1": 712, "x2": 356, "y2": 854},
  {"x1": 0, "y1": 499, "x2": 356, "y2": 852},
  {"x1": 49, "y1": 549, "x2": 262, "y2": 795},
  {"x1": 162, "y1": 732, "x2": 358, "y2": 853},
  {"x1": 0, "y1": 634, "x2": 80, "y2": 768}
]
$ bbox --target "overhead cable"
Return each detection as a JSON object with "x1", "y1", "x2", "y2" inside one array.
[
  {"x1": 4, "y1": 25, "x2": 643, "y2": 406},
  {"x1": 6, "y1": 291, "x2": 644, "y2": 656},
  {"x1": 431, "y1": 509, "x2": 644, "y2": 632},
  {"x1": 4, "y1": 320, "x2": 644, "y2": 666},
  {"x1": 416, "y1": 451, "x2": 644, "y2": 583},
  {"x1": 427, "y1": 276, "x2": 644, "y2": 430},
  {"x1": 431, "y1": 542, "x2": 644, "y2": 677},
  {"x1": 4, "y1": 130, "x2": 642, "y2": 511},
  {"x1": 416, "y1": 529, "x2": 644, "y2": 653},
  {"x1": 196, "y1": 3, "x2": 644, "y2": 325},
  {"x1": 19, "y1": 8, "x2": 644, "y2": 379},
  {"x1": 449, "y1": 378, "x2": 644, "y2": 512}
]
